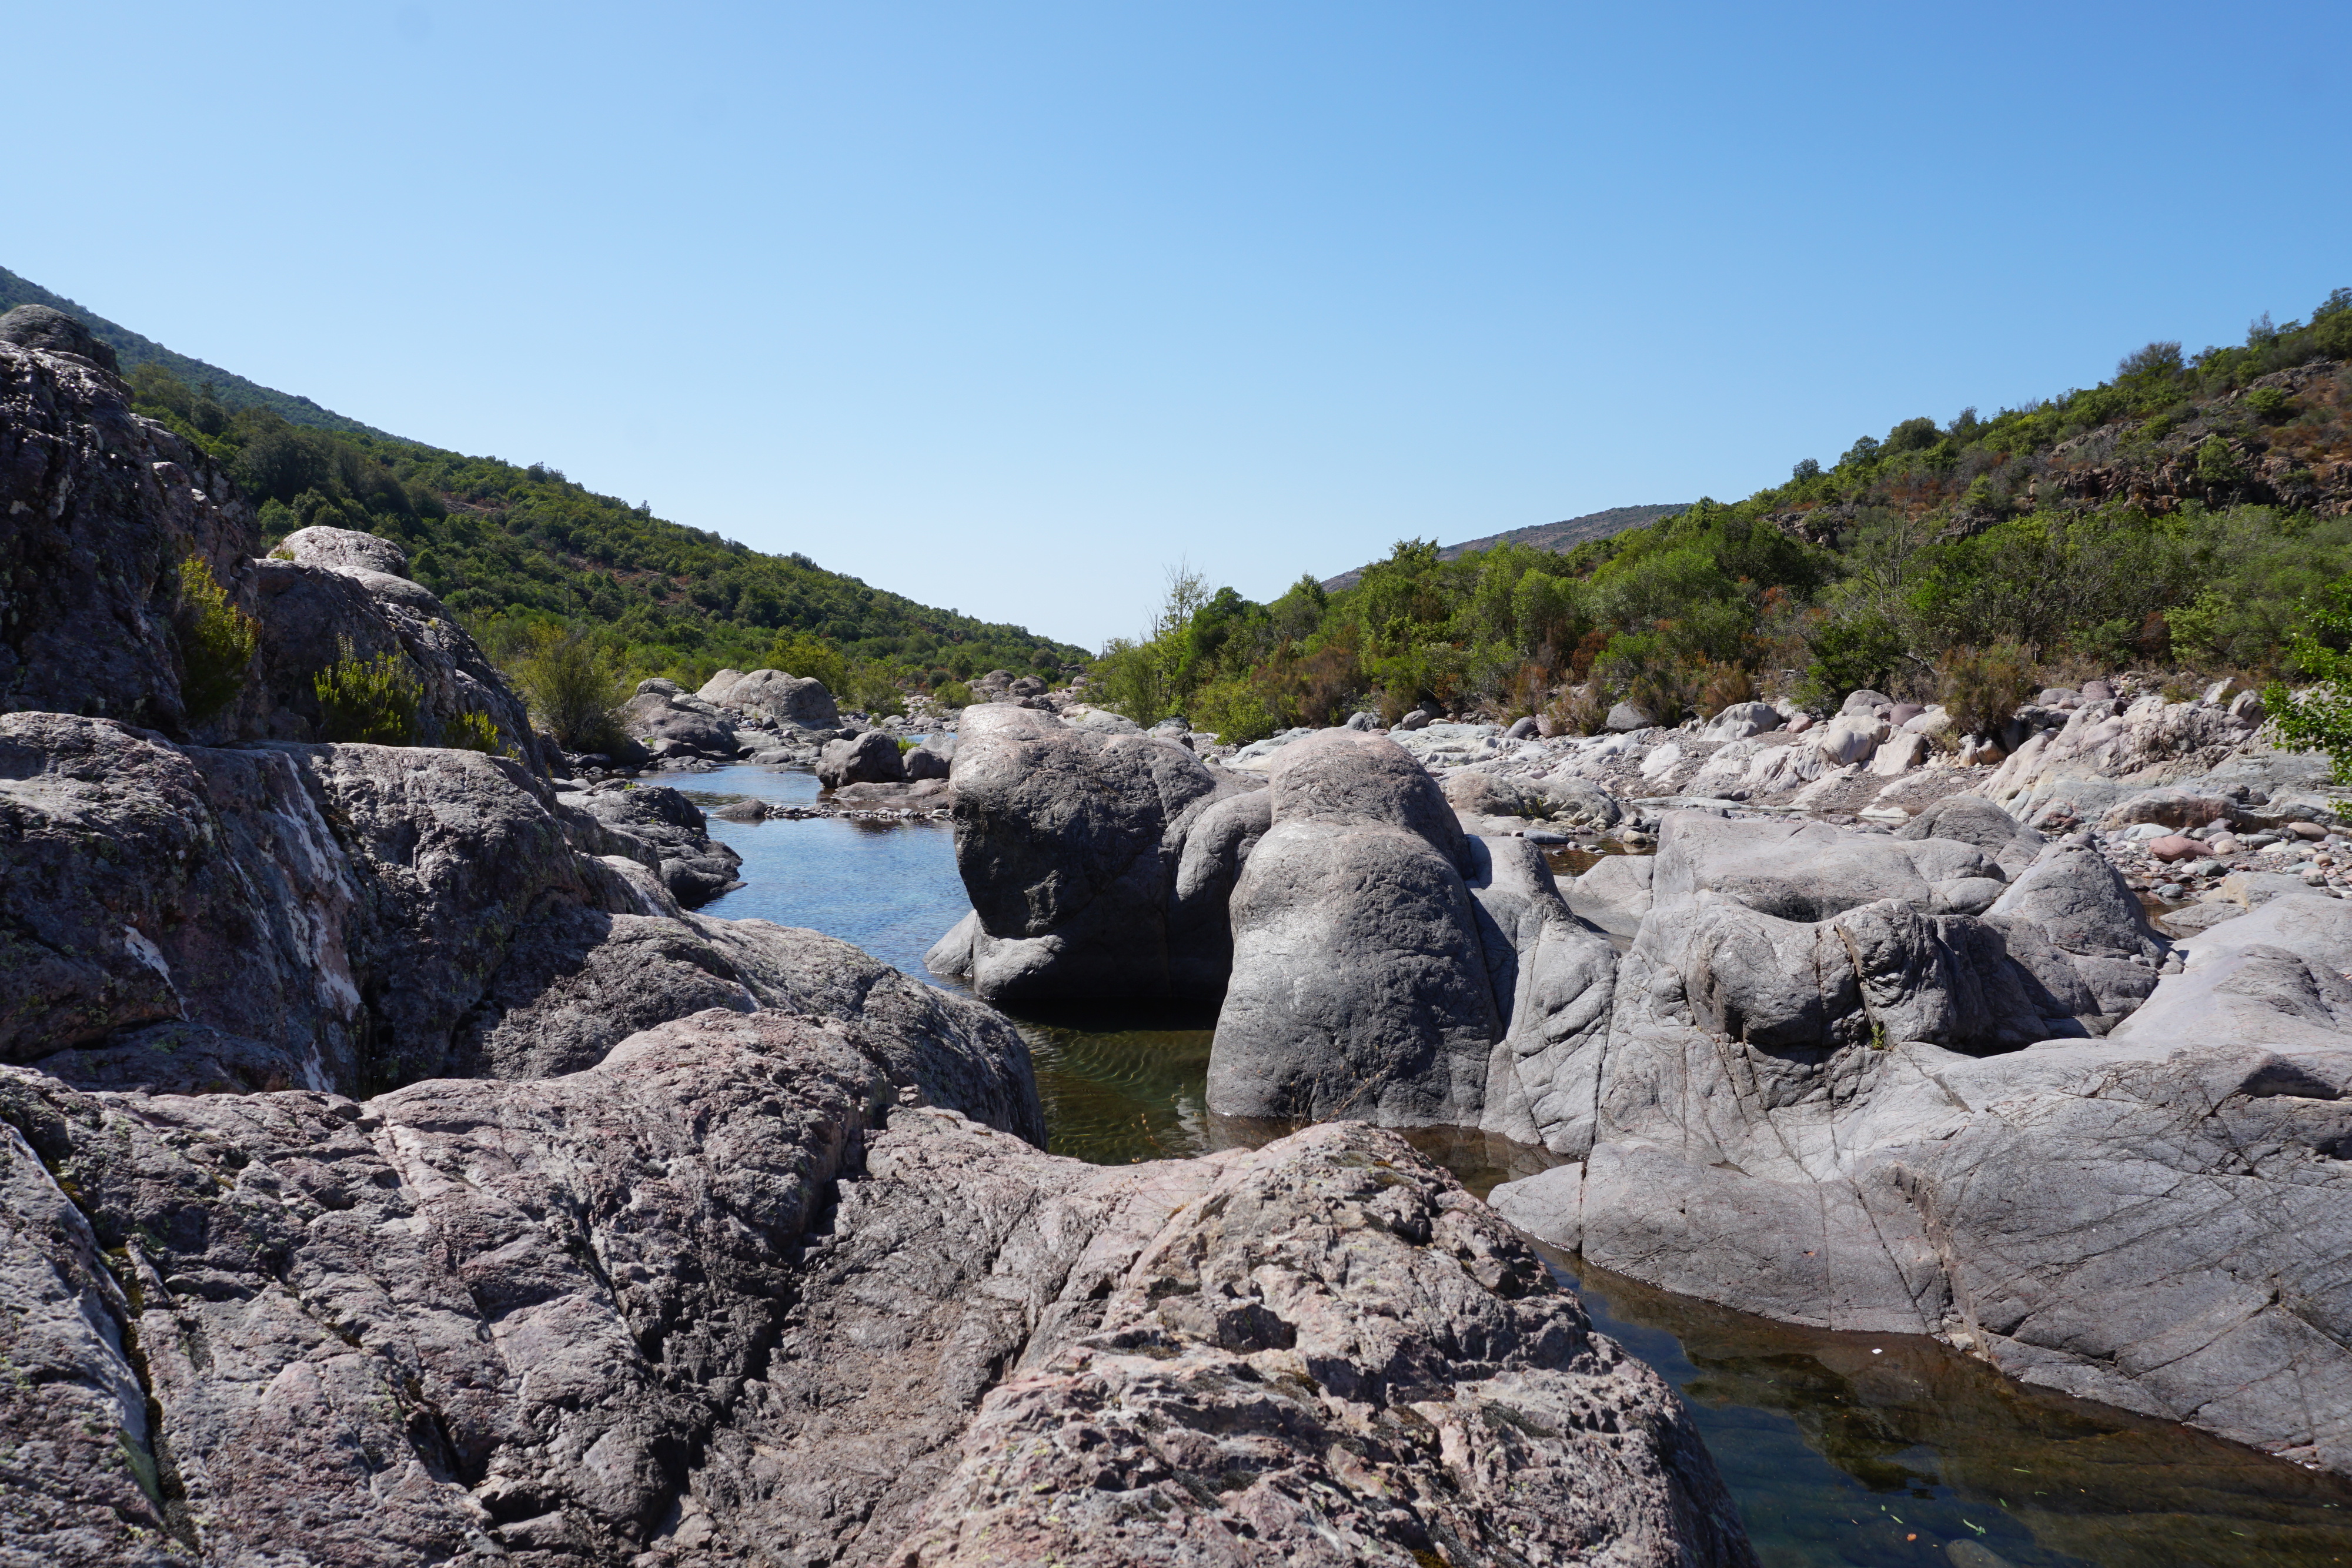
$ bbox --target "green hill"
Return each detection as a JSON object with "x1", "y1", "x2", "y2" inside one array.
[
  {"x1": 5, "y1": 267, "x2": 1090, "y2": 700},
  {"x1": 1095, "y1": 287, "x2": 2352, "y2": 740}
]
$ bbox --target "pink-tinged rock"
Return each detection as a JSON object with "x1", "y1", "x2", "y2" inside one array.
[{"x1": 2147, "y1": 835, "x2": 2207, "y2": 863}]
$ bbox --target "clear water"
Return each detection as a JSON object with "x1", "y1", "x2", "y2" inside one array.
[{"x1": 687, "y1": 764, "x2": 2352, "y2": 1568}]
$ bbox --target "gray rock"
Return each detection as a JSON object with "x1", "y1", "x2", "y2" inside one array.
[
  {"x1": 1605, "y1": 702, "x2": 1655, "y2": 732},
  {"x1": 1506, "y1": 714, "x2": 1541, "y2": 739},
  {"x1": 1565, "y1": 852, "x2": 1655, "y2": 939},
  {"x1": 1700, "y1": 700, "x2": 1780, "y2": 741},
  {"x1": 901, "y1": 741, "x2": 952, "y2": 780},
  {"x1": 1394, "y1": 708, "x2": 1431, "y2": 731},
  {"x1": 1498, "y1": 1024, "x2": 2352, "y2": 1477},
  {"x1": 0, "y1": 1054, "x2": 1750, "y2": 1566},
  {"x1": 1895, "y1": 795, "x2": 2045, "y2": 872},
  {"x1": 931, "y1": 706, "x2": 1248, "y2": 1002},
  {"x1": 0, "y1": 303, "x2": 119, "y2": 370},
  {"x1": 0, "y1": 337, "x2": 253, "y2": 735},
  {"x1": 1839, "y1": 688, "x2": 1893, "y2": 714},
  {"x1": 276, "y1": 524, "x2": 408, "y2": 577},
  {"x1": 1207, "y1": 731, "x2": 1620, "y2": 1152},
  {"x1": 720, "y1": 668, "x2": 841, "y2": 727},
  {"x1": 818, "y1": 728, "x2": 907, "y2": 788},
  {"x1": 619, "y1": 688, "x2": 739, "y2": 758},
  {"x1": 1491, "y1": 807, "x2": 2352, "y2": 1479},
  {"x1": 1344, "y1": 708, "x2": 1378, "y2": 730},
  {"x1": 557, "y1": 781, "x2": 743, "y2": 906}
]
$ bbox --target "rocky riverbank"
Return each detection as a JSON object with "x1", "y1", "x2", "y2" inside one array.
[
  {"x1": 930, "y1": 692, "x2": 2352, "y2": 1480},
  {"x1": 0, "y1": 303, "x2": 1755, "y2": 1564}
]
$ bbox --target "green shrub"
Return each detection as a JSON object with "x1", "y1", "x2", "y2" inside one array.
[
  {"x1": 2196, "y1": 434, "x2": 2241, "y2": 484},
  {"x1": 848, "y1": 664, "x2": 906, "y2": 718},
  {"x1": 2264, "y1": 576, "x2": 2352, "y2": 792},
  {"x1": 1938, "y1": 642, "x2": 2037, "y2": 741},
  {"x1": 507, "y1": 624, "x2": 626, "y2": 750},
  {"x1": 935, "y1": 678, "x2": 975, "y2": 708},
  {"x1": 2246, "y1": 386, "x2": 2290, "y2": 420},
  {"x1": 769, "y1": 631, "x2": 847, "y2": 696},
  {"x1": 313, "y1": 639, "x2": 422, "y2": 744},
  {"x1": 176, "y1": 556, "x2": 259, "y2": 724},
  {"x1": 1802, "y1": 614, "x2": 1906, "y2": 703},
  {"x1": 443, "y1": 710, "x2": 508, "y2": 755},
  {"x1": 1190, "y1": 673, "x2": 1282, "y2": 745}
]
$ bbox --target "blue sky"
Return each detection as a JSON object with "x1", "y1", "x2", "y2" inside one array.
[{"x1": 9, "y1": 2, "x2": 2348, "y2": 649}]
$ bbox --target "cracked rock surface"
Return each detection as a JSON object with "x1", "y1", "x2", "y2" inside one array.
[{"x1": 0, "y1": 1020, "x2": 1752, "y2": 1567}]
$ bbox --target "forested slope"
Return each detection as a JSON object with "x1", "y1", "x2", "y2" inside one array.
[
  {"x1": 1099, "y1": 289, "x2": 2352, "y2": 741},
  {"x1": 1, "y1": 266, "x2": 1088, "y2": 696}
]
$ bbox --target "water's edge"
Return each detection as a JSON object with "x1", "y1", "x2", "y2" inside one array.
[{"x1": 686, "y1": 765, "x2": 2352, "y2": 1568}]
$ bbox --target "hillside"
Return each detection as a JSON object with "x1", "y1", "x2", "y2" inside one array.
[
  {"x1": 0, "y1": 266, "x2": 391, "y2": 438},
  {"x1": 1094, "y1": 287, "x2": 2352, "y2": 741},
  {"x1": 1320, "y1": 503, "x2": 1689, "y2": 591},
  {"x1": 2, "y1": 268, "x2": 1090, "y2": 696}
]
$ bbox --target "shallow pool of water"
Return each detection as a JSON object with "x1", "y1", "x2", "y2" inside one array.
[{"x1": 684, "y1": 764, "x2": 2352, "y2": 1567}]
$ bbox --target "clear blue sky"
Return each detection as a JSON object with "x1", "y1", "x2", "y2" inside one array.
[{"x1": 9, "y1": 2, "x2": 2348, "y2": 650}]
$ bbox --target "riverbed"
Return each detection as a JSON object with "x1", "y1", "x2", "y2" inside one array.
[{"x1": 681, "y1": 764, "x2": 2352, "y2": 1568}]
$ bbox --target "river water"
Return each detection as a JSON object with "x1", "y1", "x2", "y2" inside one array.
[{"x1": 681, "y1": 764, "x2": 2352, "y2": 1568}]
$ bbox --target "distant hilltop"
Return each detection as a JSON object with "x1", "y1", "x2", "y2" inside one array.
[{"x1": 1321, "y1": 503, "x2": 1690, "y2": 591}]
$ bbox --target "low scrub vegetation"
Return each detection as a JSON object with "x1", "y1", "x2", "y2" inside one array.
[{"x1": 1101, "y1": 289, "x2": 2352, "y2": 741}]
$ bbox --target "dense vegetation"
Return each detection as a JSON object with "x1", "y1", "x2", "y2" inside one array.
[
  {"x1": 1100, "y1": 289, "x2": 2352, "y2": 742},
  {"x1": 120, "y1": 363, "x2": 1088, "y2": 705}
]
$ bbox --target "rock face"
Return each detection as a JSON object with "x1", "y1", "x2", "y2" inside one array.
[
  {"x1": 1207, "y1": 731, "x2": 1622, "y2": 1148},
  {"x1": 0, "y1": 1037, "x2": 1751, "y2": 1567},
  {"x1": 927, "y1": 705, "x2": 1265, "y2": 1002},
  {"x1": 248, "y1": 528, "x2": 543, "y2": 761},
  {"x1": 0, "y1": 709, "x2": 1032, "y2": 1111},
  {"x1": 1978, "y1": 690, "x2": 2261, "y2": 828},
  {"x1": 1490, "y1": 808, "x2": 2352, "y2": 1477},
  {"x1": 0, "y1": 337, "x2": 254, "y2": 735}
]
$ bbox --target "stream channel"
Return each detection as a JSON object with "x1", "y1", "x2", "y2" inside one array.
[{"x1": 681, "y1": 763, "x2": 2352, "y2": 1568}]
